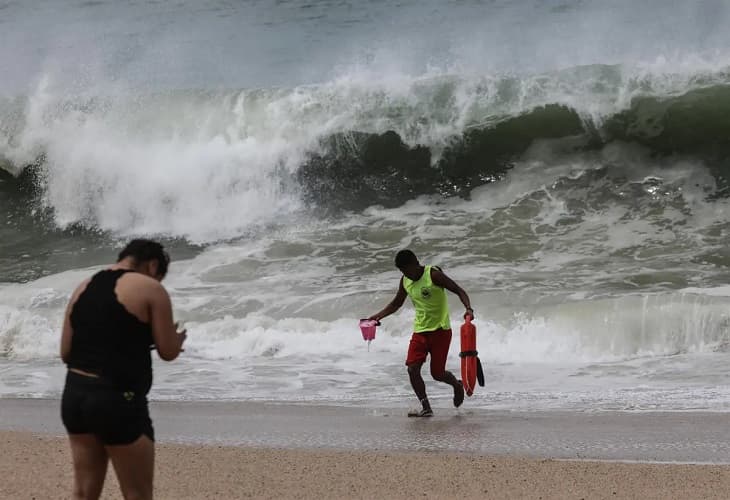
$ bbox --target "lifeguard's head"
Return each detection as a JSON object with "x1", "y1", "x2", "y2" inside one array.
[{"x1": 395, "y1": 249, "x2": 422, "y2": 280}]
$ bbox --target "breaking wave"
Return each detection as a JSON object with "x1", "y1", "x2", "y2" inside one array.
[{"x1": 1, "y1": 63, "x2": 729, "y2": 241}]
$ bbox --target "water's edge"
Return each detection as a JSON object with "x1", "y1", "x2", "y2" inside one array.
[{"x1": 3, "y1": 398, "x2": 730, "y2": 463}]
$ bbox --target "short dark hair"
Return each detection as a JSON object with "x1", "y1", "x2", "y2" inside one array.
[
  {"x1": 118, "y1": 239, "x2": 170, "y2": 278},
  {"x1": 395, "y1": 249, "x2": 418, "y2": 269}
]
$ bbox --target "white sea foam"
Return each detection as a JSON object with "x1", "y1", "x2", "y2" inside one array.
[
  {"x1": 2, "y1": 251, "x2": 729, "y2": 409},
  {"x1": 1, "y1": 1, "x2": 729, "y2": 410},
  {"x1": 1, "y1": 55, "x2": 729, "y2": 242}
]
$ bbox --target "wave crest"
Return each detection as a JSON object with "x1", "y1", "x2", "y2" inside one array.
[{"x1": 1, "y1": 64, "x2": 729, "y2": 237}]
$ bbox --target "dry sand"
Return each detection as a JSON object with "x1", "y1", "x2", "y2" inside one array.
[
  {"x1": 3, "y1": 400, "x2": 730, "y2": 499},
  {"x1": 2, "y1": 430, "x2": 730, "y2": 500}
]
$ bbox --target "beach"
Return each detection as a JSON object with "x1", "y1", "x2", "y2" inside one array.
[
  {"x1": 5, "y1": 431, "x2": 730, "y2": 500},
  {"x1": 2, "y1": 399, "x2": 730, "y2": 499},
  {"x1": 2, "y1": 0, "x2": 730, "y2": 498}
]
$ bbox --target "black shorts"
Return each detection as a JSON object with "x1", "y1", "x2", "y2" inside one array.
[{"x1": 61, "y1": 370, "x2": 154, "y2": 445}]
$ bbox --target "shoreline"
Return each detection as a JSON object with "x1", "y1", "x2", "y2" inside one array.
[
  {"x1": 3, "y1": 399, "x2": 730, "y2": 498},
  {"x1": 2, "y1": 398, "x2": 730, "y2": 463}
]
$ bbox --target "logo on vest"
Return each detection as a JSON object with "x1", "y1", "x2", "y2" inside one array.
[{"x1": 420, "y1": 287, "x2": 431, "y2": 299}]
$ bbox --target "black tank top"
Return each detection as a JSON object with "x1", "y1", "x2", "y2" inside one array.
[{"x1": 68, "y1": 269, "x2": 153, "y2": 393}]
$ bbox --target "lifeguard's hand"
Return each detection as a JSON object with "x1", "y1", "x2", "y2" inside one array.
[
  {"x1": 368, "y1": 314, "x2": 380, "y2": 326},
  {"x1": 464, "y1": 307, "x2": 474, "y2": 319}
]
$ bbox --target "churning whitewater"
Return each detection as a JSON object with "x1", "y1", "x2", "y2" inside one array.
[{"x1": 1, "y1": 0, "x2": 729, "y2": 411}]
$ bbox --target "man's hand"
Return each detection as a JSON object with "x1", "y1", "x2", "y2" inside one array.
[{"x1": 175, "y1": 322, "x2": 187, "y2": 351}]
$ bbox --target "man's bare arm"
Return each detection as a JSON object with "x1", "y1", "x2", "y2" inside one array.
[
  {"x1": 60, "y1": 280, "x2": 90, "y2": 363},
  {"x1": 149, "y1": 282, "x2": 186, "y2": 361},
  {"x1": 431, "y1": 269, "x2": 473, "y2": 316},
  {"x1": 369, "y1": 278, "x2": 408, "y2": 321}
]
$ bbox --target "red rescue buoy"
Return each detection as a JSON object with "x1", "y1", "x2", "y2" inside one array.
[{"x1": 459, "y1": 314, "x2": 484, "y2": 396}]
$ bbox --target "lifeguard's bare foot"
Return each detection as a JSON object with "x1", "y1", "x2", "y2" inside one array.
[
  {"x1": 408, "y1": 407, "x2": 434, "y2": 417},
  {"x1": 408, "y1": 398, "x2": 433, "y2": 417},
  {"x1": 454, "y1": 380, "x2": 464, "y2": 408}
]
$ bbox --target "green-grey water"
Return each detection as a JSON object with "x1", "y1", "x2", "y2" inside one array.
[{"x1": 0, "y1": 0, "x2": 729, "y2": 411}]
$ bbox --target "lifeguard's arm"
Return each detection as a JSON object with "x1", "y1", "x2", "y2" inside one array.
[
  {"x1": 431, "y1": 269, "x2": 473, "y2": 316},
  {"x1": 149, "y1": 282, "x2": 186, "y2": 361},
  {"x1": 60, "y1": 279, "x2": 90, "y2": 363},
  {"x1": 368, "y1": 278, "x2": 407, "y2": 322}
]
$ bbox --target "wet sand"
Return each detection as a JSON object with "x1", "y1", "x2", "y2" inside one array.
[
  {"x1": 2, "y1": 399, "x2": 730, "y2": 498},
  {"x1": 3, "y1": 399, "x2": 730, "y2": 462}
]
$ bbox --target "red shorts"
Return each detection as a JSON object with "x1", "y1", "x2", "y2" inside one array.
[{"x1": 405, "y1": 328, "x2": 452, "y2": 378}]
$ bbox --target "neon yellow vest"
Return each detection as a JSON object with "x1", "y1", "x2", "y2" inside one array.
[{"x1": 402, "y1": 265, "x2": 450, "y2": 333}]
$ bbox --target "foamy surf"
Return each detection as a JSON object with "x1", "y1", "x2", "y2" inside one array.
[
  {"x1": 1, "y1": 0, "x2": 729, "y2": 412},
  {"x1": 2, "y1": 60, "x2": 730, "y2": 240}
]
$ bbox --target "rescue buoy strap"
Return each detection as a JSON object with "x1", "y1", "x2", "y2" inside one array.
[{"x1": 459, "y1": 350, "x2": 478, "y2": 358}]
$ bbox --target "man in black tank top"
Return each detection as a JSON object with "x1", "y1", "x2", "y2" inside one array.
[{"x1": 60, "y1": 239, "x2": 186, "y2": 500}]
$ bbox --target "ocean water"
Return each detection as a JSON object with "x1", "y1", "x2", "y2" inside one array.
[{"x1": 1, "y1": 0, "x2": 729, "y2": 411}]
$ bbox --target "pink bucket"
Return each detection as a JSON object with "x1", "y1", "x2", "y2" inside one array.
[{"x1": 359, "y1": 319, "x2": 378, "y2": 341}]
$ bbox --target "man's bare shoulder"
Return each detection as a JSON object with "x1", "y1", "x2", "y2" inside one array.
[
  {"x1": 118, "y1": 271, "x2": 167, "y2": 296},
  {"x1": 430, "y1": 266, "x2": 445, "y2": 278},
  {"x1": 429, "y1": 266, "x2": 451, "y2": 287}
]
